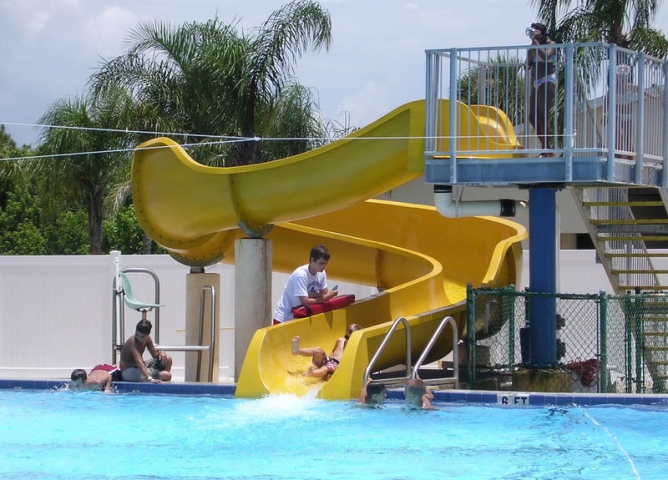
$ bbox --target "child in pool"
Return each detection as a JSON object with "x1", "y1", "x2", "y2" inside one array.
[
  {"x1": 359, "y1": 377, "x2": 387, "y2": 406},
  {"x1": 405, "y1": 377, "x2": 435, "y2": 410}
]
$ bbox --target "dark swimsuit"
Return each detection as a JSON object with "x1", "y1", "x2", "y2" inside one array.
[{"x1": 313, "y1": 355, "x2": 339, "y2": 374}]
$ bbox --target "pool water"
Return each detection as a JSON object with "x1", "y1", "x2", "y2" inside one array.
[{"x1": 0, "y1": 389, "x2": 666, "y2": 479}]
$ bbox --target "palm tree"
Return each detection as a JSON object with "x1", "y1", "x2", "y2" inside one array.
[
  {"x1": 457, "y1": 55, "x2": 527, "y2": 125},
  {"x1": 34, "y1": 87, "x2": 134, "y2": 254},
  {"x1": 91, "y1": 0, "x2": 332, "y2": 166},
  {"x1": 530, "y1": 0, "x2": 668, "y2": 56}
]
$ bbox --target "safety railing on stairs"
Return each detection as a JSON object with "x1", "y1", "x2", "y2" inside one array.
[
  {"x1": 573, "y1": 187, "x2": 662, "y2": 292},
  {"x1": 363, "y1": 317, "x2": 411, "y2": 388},
  {"x1": 363, "y1": 315, "x2": 460, "y2": 389},
  {"x1": 412, "y1": 316, "x2": 459, "y2": 389},
  {"x1": 154, "y1": 285, "x2": 217, "y2": 383},
  {"x1": 112, "y1": 268, "x2": 217, "y2": 382}
]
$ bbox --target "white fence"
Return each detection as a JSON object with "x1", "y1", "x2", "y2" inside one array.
[{"x1": 0, "y1": 250, "x2": 611, "y2": 382}]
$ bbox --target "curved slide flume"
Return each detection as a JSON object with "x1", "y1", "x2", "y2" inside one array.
[
  {"x1": 235, "y1": 202, "x2": 526, "y2": 400},
  {"x1": 131, "y1": 100, "x2": 526, "y2": 400}
]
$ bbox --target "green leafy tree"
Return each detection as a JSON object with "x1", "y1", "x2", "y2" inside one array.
[
  {"x1": 457, "y1": 56, "x2": 527, "y2": 125},
  {"x1": 0, "y1": 185, "x2": 46, "y2": 255},
  {"x1": 103, "y1": 204, "x2": 165, "y2": 254},
  {"x1": 0, "y1": 124, "x2": 33, "y2": 209},
  {"x1": 91, "y1": 0, "x2": 332, "y2": 166},
  {"x1": 34, "y1": 87, "x2": 134, "y2": 254},
  {"x1": 42, "y1": 209, "x2": 89, "y2": 255}
]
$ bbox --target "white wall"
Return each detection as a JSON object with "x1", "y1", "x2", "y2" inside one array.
[
  {"x1": 0, "y1": 249, "x2": 609, "y2": 381},
  {"x1": 0, "y1": 254, "x2": 374, "y2": 381}
]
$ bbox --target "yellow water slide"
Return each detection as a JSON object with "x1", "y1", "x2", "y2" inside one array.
[{"x1": 131, "y1": 99, "x2": 526, "y2": 400}]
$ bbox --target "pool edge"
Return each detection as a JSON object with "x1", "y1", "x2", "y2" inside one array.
[{"x1": 3, "y1": 379, "x2": 668, "y2": 406}]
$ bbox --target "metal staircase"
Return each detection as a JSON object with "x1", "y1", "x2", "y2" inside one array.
[
  {"x1": 573, "y1": 186, "x2": 668, "y2": 293},
  {"x1": 573, "y1": 186, "x2": 668, "y2": 392}
]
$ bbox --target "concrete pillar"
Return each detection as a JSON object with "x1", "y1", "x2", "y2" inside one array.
[
  {"x1": 234, "y1": 238, "x2": 272, "y2": 380},
  {"x1": 185, "y1": 272, "x2": 220, "y2": 382}
]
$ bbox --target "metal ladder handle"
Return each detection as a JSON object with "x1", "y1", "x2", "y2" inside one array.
[
  {"x1": 411, "y1": 316, "x2": 459, "y2": 388},
  {"x1": 155, "y1": 345, "x2": 210, "y2": 351},
  {"x1": 156, "y1": 285, "x2": 216, "y2": 382},
  {"x1": 363, "y1": 316, "x2": 412, "y2": 386},
  {"x1": 201, "y1": 286, "x2": 216, "y2": 382}
]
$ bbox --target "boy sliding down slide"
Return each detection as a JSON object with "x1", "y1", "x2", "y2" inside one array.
[{"x1": 291, "y1": 324, "x2": 361, "y2": 380}]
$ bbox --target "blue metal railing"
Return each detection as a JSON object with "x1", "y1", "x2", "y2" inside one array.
[{"x1": 424, "y1": 42, "x2": 668, "y2": 187}]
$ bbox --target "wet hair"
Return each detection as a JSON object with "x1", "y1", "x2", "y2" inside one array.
[
  {"x1": 405, "y1": 378, "x2": 427, "y2": 406},
  {"x1": 70, "y1": 369, "x2": 87, "y2": 382},
  {"x1": 136, "y1": 319, "x2": 152, "y2": 335},
  {"x1": 344, "y1": 323, "x2": 362, "y2": 340},
  {"x1": 309, "y1": 245, "x2": 330, "y2": 262},
  {"x1": 366, "y1": 383, "x2": 387, "y2": 402}
]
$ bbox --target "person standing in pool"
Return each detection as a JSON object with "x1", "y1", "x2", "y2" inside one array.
[
  {"x1": 119, "y1": 319, "x2": 172, "y2": 383},
  {"x1": 70, "y1": 363, "x2": 120, "y2": 393},
  {"x1": 359, "y1": 377, "x2": 387, "y2": 406},
  {"x1": 405, "y1": 377, "x2": 435, "y2": 410},
  {"x1": 290, "y1": 324, "x2": 361, "y2": 380},
  {"x1": 273, "y1": 244, "x2": 338, "y2": 324}
]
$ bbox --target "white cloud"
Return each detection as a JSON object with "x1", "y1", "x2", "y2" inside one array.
[{"x1": 84, "y1": 6, "x2": 139, "y2": 55}]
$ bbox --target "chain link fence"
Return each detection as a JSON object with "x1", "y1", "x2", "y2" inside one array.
[{"x1": 465, "y1": 286, "x2": 668, "y2": 394}]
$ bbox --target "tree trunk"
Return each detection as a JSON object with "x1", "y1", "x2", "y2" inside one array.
[
  {"x1": 87, "y1": 186, "x2": 104, "y2": 255},
  {"x1": 142, "y1": 232, "x2": 152, "y2": 254}
]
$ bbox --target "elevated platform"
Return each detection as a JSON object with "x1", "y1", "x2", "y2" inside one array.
[
  {"x1": 424, "y1": 42, "x2": 667, "y2": 190},
  {"x1": 425, "y1": 154, "x2": 663, "y2": 187}
]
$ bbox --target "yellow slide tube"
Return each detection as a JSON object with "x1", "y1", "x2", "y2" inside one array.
[{"x1": 131, "y1": 99, "x2": 526, "y2": 400}]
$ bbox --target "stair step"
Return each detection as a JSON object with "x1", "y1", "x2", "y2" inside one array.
[
  {"x1": 641, "y1": 332, "x2": 668, "y2": 337},
  {"x1": 591, "y1": 219, "x2": 668, "y2": 225},
  {"x1": 643, "y1": 346, "x2": 668, "y2": 352},
  {"x1": 619, "y1": 285, "x2": 668, "y2": 291},
  {"x1": 582, "y1": 201, "x2": 665, "y2": 207},
  {"x1": 598, "y1": 235, "x2": 668, "y2": 242},
  {"x1": 606, "y1": 253, "x2": 668, "y2": 258},
  {"x1": 597, "y1": 225, "x2": 668, "y2": 234},
  {"x1": 612, "y1": 269, "x2": 668, "y2": 274}
]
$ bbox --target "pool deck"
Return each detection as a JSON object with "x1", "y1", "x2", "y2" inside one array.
[{"x1": 4, "y1": 378, "x2": 668, "y2": 406}]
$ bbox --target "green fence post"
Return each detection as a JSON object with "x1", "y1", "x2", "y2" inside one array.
[
  {"x1": 466, "y1": 283, "x2": 475, "y2": 387},
  {"x1": 635, "y1": 294, "x2": 644, "y2": 394},
  {"x1": 507, "y1": 286, "x2": 516, "y2": 373},
  {"x1": 599, "y1": 291, "x2": 608, "y2": 394},
  {"x1": 623, "y1": 294, "x2": 633, "y2": 393}
]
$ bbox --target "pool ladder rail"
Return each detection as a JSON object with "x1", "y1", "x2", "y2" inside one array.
[
  {"x1": 111, "y1": 267, "x2": 217, "y2": 382},
  {"x1": 363, "y1": 315, "x2": 459, "y2": 390}
]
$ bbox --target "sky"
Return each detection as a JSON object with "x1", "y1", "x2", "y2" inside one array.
[{"x1": 3, "y1": 0, "x2": 668, "y2": 147}]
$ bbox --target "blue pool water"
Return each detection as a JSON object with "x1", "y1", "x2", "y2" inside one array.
[{"x1": 0, "y1": 389, "x2": 666, "y2": 479}]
